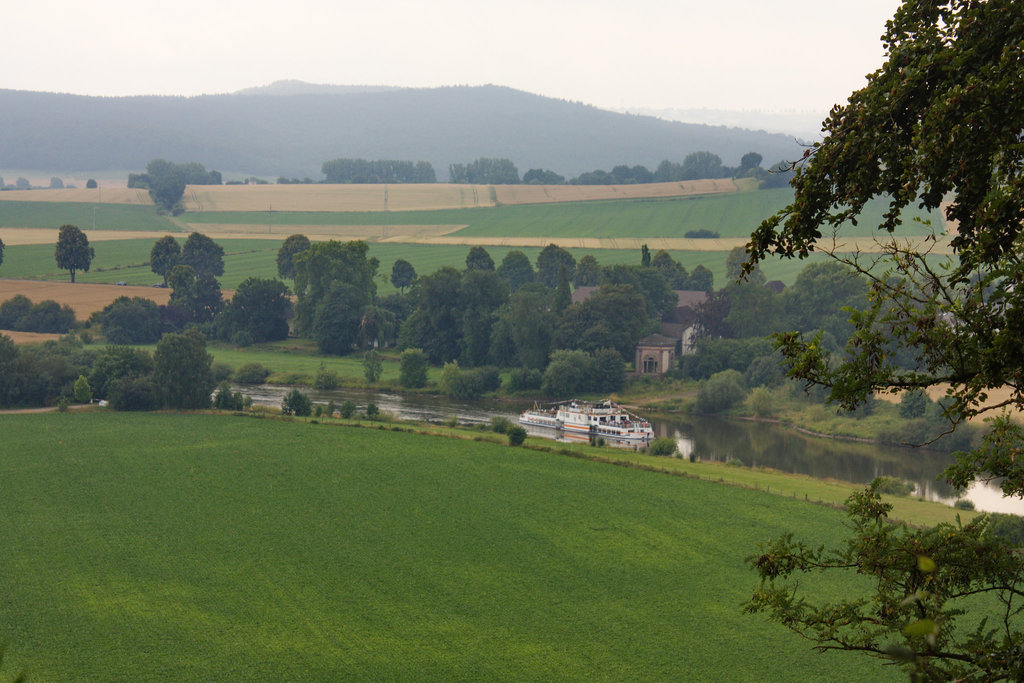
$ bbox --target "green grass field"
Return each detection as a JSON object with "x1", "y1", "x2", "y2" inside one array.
[
  {"x1": 181, "y1": 188, "x2": 944, "y2": 239},
  {"x1": 0, "y1": 201, "x2": 179, "y2": 231},
  {"x1": 0, "y1": 411, "x2": 897, "y2": 681},
  {"x1": 1, "y1": 237, "x2": 823, "y2": 290}
]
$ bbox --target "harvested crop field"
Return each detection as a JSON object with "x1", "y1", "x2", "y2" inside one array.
[
  {"x1": 0, "y1": 330, "x2": 62, "y2": 344},
  {"x1": 0, "y1": 228, "x2": 177, "y2": 246},
  {"x1": 0, "y1": 187, "x2": 153, "y2": 205},
  {"x1": 183, "y1": 183, "x2": 495, "y2": 212},
  {"x1": 0, "y1": 279, "x2": 170, "y2": 318},
  {"x1": 180, "y1": 180, "x2": 740, "y2": 213}
]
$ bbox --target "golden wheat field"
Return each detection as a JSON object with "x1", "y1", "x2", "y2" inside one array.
[
  {"x1": 0, "y1": 188, "x2": 153, "y2": 204},
  {"x1": 180, "y1": 180, "x2": 741, "y2": 213},
  {"x1": 0, "y1": 280, "x2": 171, "y2": 318},
  {"x1": 181, "y1": 183, "x2": 496, "y2": 212}
]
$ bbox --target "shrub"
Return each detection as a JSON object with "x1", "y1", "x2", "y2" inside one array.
[
  {"x1": 339, "y1": 399, "x2": 356, "y2": 418},
  {"x1": 231, "y1": 330, "x2": 255, "y2": 347},
  {"x1": 684, "y1": 229, "x2": 720, "y2": 238},
  {"x1": 871, "y1": 476, "x2": 915, "y2": 497},
  {"x1": 313, "y1": 363, "x2": 339, "y2": 390},
  {"x1": 505, "y1": 367, "x2": 542, "y2": 392},
  {"x1": 234, "y1": 363, "x2": 270, "y2": 384},
  {"x1": 281, "y1": 389, "x2": 312, "y2": 416},
  {"x1": 212, "y1": 362, "x2": 233, "y2": 383},
  {"x1": 507, "y1": 425, "x2": 527, "y2": 446},
  {"x1": 696, "y1": 369, "x2": 748, "y2": 414},
  {"x1": 399, "y1": 348, "x2": 428, "y2": 388},
  {"x1": 490, "y1": 416, "x2": 512, "y2": 434},
  {"x1": 365, "y1": 402, "x2": 380, "y2": 419},
  {"x1": 953, "y1": 499, "x2": 976, "y2": 511},
  {"x1": 747, "y1": 387, "x2": 775, "y2": 418},
  {"x1": 363, "y1": 350, "x2": 383, "y2": 383},
  {"x1": 72, "y1": 375, "x2": 92, "y2": 404},
  {"x1": 213, "y1": 382, "x2": 245, "y2": 411},
  {"x1": 649, "y1": 437, "x2": 678, "y2": 457},
  {"x1": 92, "y1": 296, "x2": 159, "y2": 343},
  {"x1": 108, "y1": 377, "x2": 159, "y2": 411}
]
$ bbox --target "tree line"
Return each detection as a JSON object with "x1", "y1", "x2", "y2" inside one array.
[{"x1": 311, "y1": 152, "x2": 791, "y2": 186}]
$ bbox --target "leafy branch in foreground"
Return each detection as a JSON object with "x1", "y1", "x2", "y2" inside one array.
[
  {"x1": 740, "y1": 0, "x2": 1024, "y2": 674},
  {"x1": 746, "y1": 486, "x2": 1024, "y2": 680}
]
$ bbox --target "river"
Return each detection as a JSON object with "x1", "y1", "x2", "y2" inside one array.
[{"x1": 235, "y1": 384, "x2": 1023, "y2": 515}]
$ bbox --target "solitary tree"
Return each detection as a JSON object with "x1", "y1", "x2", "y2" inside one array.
[
  {"x1": 54, "y1": 224, "x2": 94, "y2": 283},
  {"x1": 744, "y1": 0, "x2": 1024, "y2": 678},
  {"x1": 363, "y1": 350, "x2": 383, "y2": 383},
  {"x1": 390, "y1": 258, "x2": 417, "y2": 292},
  {"x1": 150, "y1": 235, "x2": 181, "y2": 286}
]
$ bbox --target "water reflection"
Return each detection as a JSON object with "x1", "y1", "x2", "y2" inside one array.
[{"x1": 235, "y1": 384, "x2": 1021, "y2": 514}]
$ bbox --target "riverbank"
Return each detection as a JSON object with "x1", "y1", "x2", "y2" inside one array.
[{"x1": 231, "y1": 403, "x2": 976, "y2": 528}]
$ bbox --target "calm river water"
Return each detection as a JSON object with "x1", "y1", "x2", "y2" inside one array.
[{"x1": 236, "y1": 384, "x2": 1023, "y2": 515}]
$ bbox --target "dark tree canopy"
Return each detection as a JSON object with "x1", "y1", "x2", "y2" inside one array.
[
  {"x1": 449, "y1": 157, "x2": 520, "y2": 184},
  {"x1": 321, "y1": 158, "x2": 436, "y2": 184},
  {"x1": 150, "y1": 236, "x2": 181, "y2": 286},
  {"x1": 390, "y1": 258, "x2": 417, "y2": 292},
  {"x1": 293, "y1": 240, "x2": 378, "y2": 353},
  {"x1": 465, "y1": 246, "x2": 495, "y2": 272},
  {"x1": 168, "y1": 265, "x2": 223, "y2": 323},
  {"x1": 94, "y1": 297, "x2": 162, "y2": 344},
  {"x1": 0, "y1": 236, "x2": 5, "y2": 270},
  {"x1": 496, "y1": 250, "x2": 535, "y2": 292},
  {"x1": 743, "y1": 0, "x2": 1024, "y2": 678},
  {"x1": 153, "y1": 329, "x2": 214, "y2": 409},
  {"x1": 54, "y1": 224, "x2": 94, "y2": 283},
  {"x1": 180, "y1": 232, "x2": 224, "y2": 278},
  {"x1": 220, "y1": 277, "x2": 291, "y2": 343},
  {"x1": 536, "y1": 244, "x2": 576, "y2": 288},
  {"x1": 276, "y1": 234, "x2": 311, "y2": 280}
]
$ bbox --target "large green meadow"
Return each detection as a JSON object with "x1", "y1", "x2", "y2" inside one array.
[
  {"x1": 0, "y1": 411, "x2": 896, "y2": 681},
  {"x1": 0, "y1": 201, "x2": 179, "y2": 232},
  {"x1": 1, "y1": 237, "x2": 821, "y2": 290}
]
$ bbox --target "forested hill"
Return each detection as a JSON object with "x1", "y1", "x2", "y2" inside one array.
[{"x1": 0, "y1": 85, "x2": 802, "y2": 179}]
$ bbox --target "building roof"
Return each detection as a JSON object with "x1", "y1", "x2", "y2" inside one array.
[
  {"x1": 673, "y1": 290, "x2": 708, "y2": 309},
  {"x1": 637, "y1": 333, "x2": 678, "y2": 348}
]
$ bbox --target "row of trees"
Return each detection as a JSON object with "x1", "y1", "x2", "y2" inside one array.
[
  {"x1": 307, "y1": 154, "x2": 785, "y2": 186},
  {"x1": 0, "y1": 330, "x2": 215, "y2": 411},
  {"x1": 321, "y1": 158, "x2": 437, "y2": 184}
]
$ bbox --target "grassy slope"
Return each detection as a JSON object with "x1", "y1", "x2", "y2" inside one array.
[
  {"x1": 0, "y1": 201, "x2": 179, "y2": 231},
  {"x1": 0, "y1": 411, "x2": 898, "y2": 682}
]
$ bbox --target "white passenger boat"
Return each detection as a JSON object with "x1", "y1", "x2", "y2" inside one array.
[{"x1": 519, "y1": 400, "x2": 654, "y2": 443}]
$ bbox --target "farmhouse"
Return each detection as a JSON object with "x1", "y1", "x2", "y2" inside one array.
[{"x1": 572, "y1": 286, "x2": 708, "y2": 375}]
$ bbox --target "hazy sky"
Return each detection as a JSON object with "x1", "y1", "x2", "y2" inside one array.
[{"x1": 3, "y1": 0, "x2": 901, "y2": 113}]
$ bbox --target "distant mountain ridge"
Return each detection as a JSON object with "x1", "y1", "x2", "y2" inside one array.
[{"x1": 0, "y1": 83, "x2": 803, "y2": 179}]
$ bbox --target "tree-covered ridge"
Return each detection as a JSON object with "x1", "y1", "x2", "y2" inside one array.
[{"x1": 0, "y1": 85, "x2": 801, "y2": 178}]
